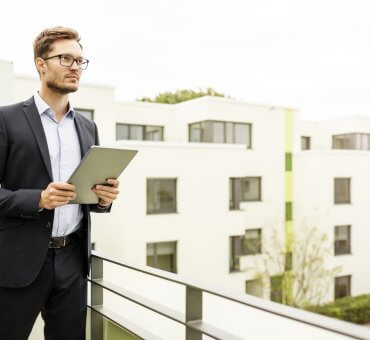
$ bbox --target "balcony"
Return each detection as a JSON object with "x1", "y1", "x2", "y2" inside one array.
[{"x1": 82, "y1": 251, "x2": 370, "y2": 340}]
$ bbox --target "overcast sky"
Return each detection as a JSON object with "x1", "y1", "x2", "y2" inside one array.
[{"x1": 1, "y1": 0, "x2": 369, "y2": 120}]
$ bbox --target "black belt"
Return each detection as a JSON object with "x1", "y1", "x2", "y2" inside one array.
[{"x1": 49, "y1": 227, "x2": 83, "y2": 249}]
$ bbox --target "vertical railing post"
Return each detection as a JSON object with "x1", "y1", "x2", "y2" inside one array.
[
  {"x1": 185, "y1": 286, "x2": 202, "y2": 340},
  {"x1": 91, "y1": 256, "x2": 104, "y2": 340}
]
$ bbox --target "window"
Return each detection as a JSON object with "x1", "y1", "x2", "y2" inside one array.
[
  {"x1": 229, "y1": 229, "x2": 262, "y2": 272},
  {"x1": 245, "y1": 279, "x2": 263, "y2": 297},
  {"x1": 147, "y1": 178, "x2": 177, "y2": 214},
  {"x1": 189, "y1": 120, "x2": 252, "y2": 147},
  {"x1": 335, "y1": 275, "x2": 351, "y2": 299},
  {"x1": 229, "y1": 177, "x2": 261, "y2": 210},
  {"x1": 334, "y1": 178, "x2": 351, "y2": 204},
  {"x1": 334, "y1": 225, "x2": 351, "y2": 255},
  {"x1": 332, "y1": 133, "x2": 370, "y2": 150},
  {"x1": 270, "y1": 275, "x2": 283, "y2": 303},
  {"x1": 147, "y1": 241, "x2": 177, "y2": 273},
  {"x1": 116, "y1": 123, "x2": 164, "y2": 141},
  {"x1": 301, "y1": 136, "x2": 311, "y2": 150},
  {"x1": 76, "y1": 108, "x2": 94, "y2": 121}
]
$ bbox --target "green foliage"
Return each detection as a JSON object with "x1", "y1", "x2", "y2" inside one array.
[
  {"x1": 138, "y1": 88, "x2": 229, "y2": 104},
  {"x1": 305, "y1": 294, "x2": 370, "y2": 324}
]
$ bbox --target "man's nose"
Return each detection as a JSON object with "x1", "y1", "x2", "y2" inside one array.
[{"x1": 70, "y1": 60, "x2": 79, "y2": 70}]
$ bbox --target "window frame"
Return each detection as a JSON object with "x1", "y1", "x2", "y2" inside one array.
[
  {"x1": 146, "y1": 241, "x2": 177, "y2": 273},
  {"x1": 189, "y1": 120, "x2": 252, "y2": 148},
  {"x1": 229, "y1": 177, "x2": 262, "y2": 210},
  {"x1": 75, "y1": 108, "x2": 94, "y2": 121},
  {"x1": 116, "y1": 123, "x2": 164, "y2": 141},
  {"x1": 334, "y1": 275, "x2": 351, "y2": 299},
  {"x1": 334, "y1": 178, "x2": 351, "y2": 204},
  {"x1": 146, "y1": 178, "x2": 177, "y2": 214},
  {"x1": 334, "y1": 225, "x2": 351, "y2": 256}
]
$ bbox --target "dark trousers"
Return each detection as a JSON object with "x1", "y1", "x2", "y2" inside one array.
[{"x1": 0, "y1": 238, "x2": 87, "y2": 340}]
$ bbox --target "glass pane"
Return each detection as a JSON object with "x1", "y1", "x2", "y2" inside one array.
[
  {"x1": 230, "y1": 178, "x2": 242, "y2": 209},
  {"x1": 245, "y1": 279, "x2": 263, "y2": 297},
  {"x1": 244, "y1": 229, "x2": 261, "y2": 254},
  {"x1": 301, "y1": 136, "x2": 310, "y2": 150},
  {"x1": 147, "y1": 179, "x2": 176, "y2": 213},
  {"x1": 76, "y1": 108, "x2": 93, "y2": 121},
  {"x1": 116, "y1": 124, "x2": 129, "y2": 140},
  {"x1": 334, "y1": 178, "x2": 350, "y2": 203},
  {"x1": 212, "y1": 122, "x2": 225, "y2": 143},
  {"x1": 234, "y1": 123, "x2": 249, "y2": 145},
  {"x1": 130, "y1": 125, "x2": 144, "y2": 140},
  {"x1": 145, "y1": 126, "x2": 163, "y2": 141},
  {"x1": 226, "y1": 122, "x2": 233, "y2": 143},
  {"x1": 361, "y1": 134, "x2": 369, "y2": 150},
  {"x1": 189, "y1": 123, "x2": 202, "y2": 142},
  {"x1": 270, "y1": 275, "x2": 283, "y2": 303},
  {"x1": 241, "y1": 177, "x2": 260, "y2": 201},
  {"x1": 335, "y1": 276, "x2": 351, "y2": 299}
]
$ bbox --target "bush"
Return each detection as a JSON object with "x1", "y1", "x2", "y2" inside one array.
[{"x1": 305, "y1": 294, "x2": 370, "y2": 324}]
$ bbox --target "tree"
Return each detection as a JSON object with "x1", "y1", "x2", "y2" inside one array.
[
  {"x1": 244, "y1": 224, "x2": 341, "y2": 308},
  {"x1": 137, "y1": 87, "x2": 229, "y2": 104}
]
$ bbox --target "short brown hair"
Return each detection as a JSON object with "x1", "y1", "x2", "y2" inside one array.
[{"x1": 33, "y1": 26, "x2": 82, "y2": 60}]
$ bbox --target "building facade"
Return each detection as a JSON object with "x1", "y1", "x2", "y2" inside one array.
[{"x1": 1, "y1": 59, "x2": 370, "y2": 311}]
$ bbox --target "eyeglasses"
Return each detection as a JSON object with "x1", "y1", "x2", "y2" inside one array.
[{"x1": 43, "y1": 54, "x2": 89, "y2": 70}]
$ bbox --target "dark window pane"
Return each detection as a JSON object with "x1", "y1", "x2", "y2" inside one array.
[
  {"x1": 212, "y1": 121, "x2": 225, "y2": 143},
  {"x1": 241, "y1": 177, "x2": 261, "y2": 201},
  {"x1": 234, "y1": 123, "x2": 249, "y2": 145},
  {"x1": 226, "y1": 122, "x2": 233, "y2": 143},
  {"x1": 335, "y1": 275, "x2": 351, "y2": 299},
  {"x1": 229, "y1": 178, "x2": 242, "y2": 210},
  {"x1": 146, "y1": 241, "x2": 177, "y2": 273},
  {"x1": 270, "y1": 275, "x2": 283, "y2": 303},
  {"x1": 230, "y1": 235, "x2": 243, "y2": 272},
  {"x1": 130, "y1": 125, "x2": 144, "y2": 140},
  {"x1": 244, "y1": 229, "x2": 262, "y2": 255},
  {"x1": 147, "y1": 179, "x2": 177, "y2": 214},
  {"x1": 334, "y1": 178, "x2": 351, "y2": 204},
  {"x1": 285, "y1": 202, "x2": 292, "y2": 221},
  {"x1": 245, "y1": 279, "x2": 263, "y2": 297},
  {"x1": 301, "y1": 136, "x2": 311, "y2": 150},
  {"x1": 76, "y1": 108, "x2": 94, "y2": 121},
  {"x1": 145, "y1": 126, "x2": 163, "y2": 141},
  {"x1": 189, "y1": 123, "x2": 203, "y2": 142},
  {"x1": 116, "y1": 124, "x2": 129, "y2": 140},
  {"x1": 334, "y1": 225, "x2": 351, "y2": 255}
]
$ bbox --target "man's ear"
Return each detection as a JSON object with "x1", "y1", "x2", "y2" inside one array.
[{"x1": 35, "y1": 57, "x2": 46, "y2": 76}]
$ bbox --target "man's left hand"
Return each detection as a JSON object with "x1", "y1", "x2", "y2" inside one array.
[{"x1": 92, "y1": 178, "x2": 120, "y2": 206}]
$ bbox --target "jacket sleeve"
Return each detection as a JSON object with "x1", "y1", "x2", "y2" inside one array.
[
  {"x1": 89, "y1": 121, "x2": 112, "y2": 214},
  {"x1": 0, "y1": 110, "x2": 42, "y2": 219}
]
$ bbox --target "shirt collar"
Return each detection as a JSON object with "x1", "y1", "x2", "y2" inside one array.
[{"x1": 34, "y1": 92, "x2": 75, "y2": 119}]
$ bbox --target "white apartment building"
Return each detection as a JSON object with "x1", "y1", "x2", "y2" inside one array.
[{"x1": 1, "y1": 58, "x2": 370, "y2": 312}]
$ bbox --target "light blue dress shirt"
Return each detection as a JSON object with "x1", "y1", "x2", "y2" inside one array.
[{"x1": 34, "y1": 92, "x2": 83, "y2": 237}]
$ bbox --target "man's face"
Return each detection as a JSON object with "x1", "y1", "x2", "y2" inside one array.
[{"x1": 41, "y1": 39, "x2": 84, "y2": 94}]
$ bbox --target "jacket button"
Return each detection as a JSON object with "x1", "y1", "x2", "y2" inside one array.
[{"x1": 46, "y1": 222, "x2": 51, "y2": 228}]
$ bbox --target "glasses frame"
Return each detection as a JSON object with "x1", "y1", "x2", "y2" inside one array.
[{"x1": 43, "y1": 54, "x2": 89, "y2": 70}]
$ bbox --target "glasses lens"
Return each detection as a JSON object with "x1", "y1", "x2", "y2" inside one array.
[
  {"x1": 60, "y1": 55, "x2": 73, "y2": 67},
  {"x1": 79, "y1": 60, "x2": 89, "y2": 70}
]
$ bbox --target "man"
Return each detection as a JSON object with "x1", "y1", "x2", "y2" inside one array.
[{"x1": 0, "y1": 26, "x2": 119, "y2": 340}]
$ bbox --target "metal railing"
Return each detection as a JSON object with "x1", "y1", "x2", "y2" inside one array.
[{"x1": 88, "y1": 250, "x2": 370, "y2": 340}]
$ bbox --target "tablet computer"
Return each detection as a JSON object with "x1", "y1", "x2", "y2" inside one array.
[{"x1": 67, "y1": 146, "x2": 138, "y2": 204}]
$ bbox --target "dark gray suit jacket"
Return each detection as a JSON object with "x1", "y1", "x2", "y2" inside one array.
[{"x1": 0, "y1": 96, "x2": 109, "y2": 288}]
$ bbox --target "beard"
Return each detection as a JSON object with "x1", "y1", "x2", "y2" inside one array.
[{"x1": 46, "y1": 79, "x2": 78, "y2": 94}]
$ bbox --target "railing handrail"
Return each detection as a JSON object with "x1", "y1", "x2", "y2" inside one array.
[{"x1": 91, "y1": 250, "x2": 370, "y2": 340}]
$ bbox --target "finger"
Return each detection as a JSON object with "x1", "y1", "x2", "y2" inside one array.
[
  {"x1": 94, "y1": 191, "x2": 115, "y2": 202},
  {"x1": 93, "y1": 190, "x2": 116, "y2": 200},
  {"x1": 107, "y1": 178, "x2": 119, "y2": 187},
  {"x1": 94, "y1": 185, "x2": 119, "y2": 194},
  {"x1": 50, "y1": 195, "x2": 75, "y2": 202},
  {"x1": 51, "y1": 182, "x2": 76, "y2": 191},
  {"x1": 50, "y1": 189, "x2": 76, "y2": 198}
]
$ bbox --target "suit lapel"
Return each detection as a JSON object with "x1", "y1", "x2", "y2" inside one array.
[
  {"x1": 74, "y1": 114, "x2": 89, "y2": 157},
  {"x1": 22, "y1": 97, "x2": 53, "y2": 181}
]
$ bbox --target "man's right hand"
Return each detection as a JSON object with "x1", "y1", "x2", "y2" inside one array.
[{"x1": 39, "y1": 182, "x2": 76, "y2": 210}]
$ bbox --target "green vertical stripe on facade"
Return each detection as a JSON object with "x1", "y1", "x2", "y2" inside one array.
[{"x1": 284, "y1": 109, "x2": 294, "y2": 305}]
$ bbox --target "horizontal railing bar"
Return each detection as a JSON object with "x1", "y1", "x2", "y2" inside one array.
[
  {"x1": 91, "y1": 251, "x2": 370, "y2": 339},
  {"x1": 187, "y1": 320, "x2": 244, "y2": 340},
  {"x1": 88, "y1": 304, "x2": 161, "y2": 340},
  {"x1": 90, "y1": 278, "x2": 186, "y2": 324}
]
